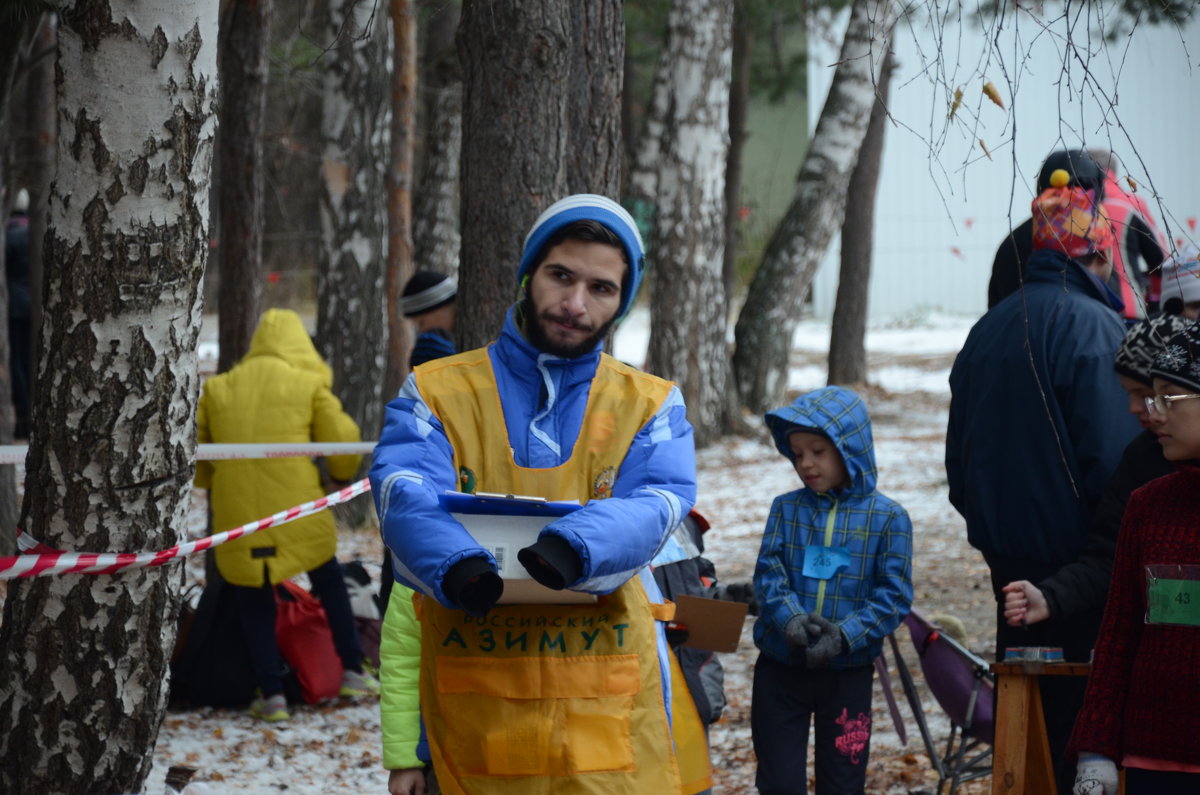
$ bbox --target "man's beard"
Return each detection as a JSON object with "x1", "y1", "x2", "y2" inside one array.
[{"x1": 519, "y1": 295, "x2": 615, "y2": 359}]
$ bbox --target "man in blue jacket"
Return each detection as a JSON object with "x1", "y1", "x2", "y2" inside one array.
[
  {"x1": 946, "y1": 171, "x2": 1140, "y2": 793},
  {"x1": 370, "y1": 194, "x2": 700, "y2": 794}
]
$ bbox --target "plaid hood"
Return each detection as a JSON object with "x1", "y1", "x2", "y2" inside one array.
[{"x1": 764, "y1": 386, "x2": 877, "y2": 497}]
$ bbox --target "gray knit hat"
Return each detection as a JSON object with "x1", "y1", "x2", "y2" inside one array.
[
  {"x1": 1150, "y1": 322, "x2": 1200, "y2": 393},
  {"x1": 1115, "y1": 315, "x2": 1192, "y2": 385}
]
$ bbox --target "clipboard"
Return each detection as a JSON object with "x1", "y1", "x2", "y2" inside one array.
[
  {"x1": 439, "y1": 491, "x2": 596, "y2": 605},
  {"x1": 670, "y1": 594, "x2": 749, "y2": 653}
]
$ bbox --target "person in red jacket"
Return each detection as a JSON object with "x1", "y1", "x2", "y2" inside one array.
[{"x1": 1068, "y1": 320, "x2": 1200, "y2": 794}]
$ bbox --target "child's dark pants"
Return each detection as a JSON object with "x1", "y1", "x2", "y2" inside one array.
[{"x1": 752, "y1": 654, "x2": 874, "y2": 795}]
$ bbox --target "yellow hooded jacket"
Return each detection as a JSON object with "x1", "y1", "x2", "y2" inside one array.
[{"x1": 196, "y1": 309, "x2": 361, "y2": 586}]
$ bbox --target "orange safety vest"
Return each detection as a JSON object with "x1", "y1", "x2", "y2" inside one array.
[{"x1": 412, "y1": 348, "x2": 708, "y2": 794}]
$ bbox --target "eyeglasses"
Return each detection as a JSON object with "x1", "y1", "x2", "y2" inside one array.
[{"x1": 1145, "y1": 393, "x2": 1200, "y2": 415}]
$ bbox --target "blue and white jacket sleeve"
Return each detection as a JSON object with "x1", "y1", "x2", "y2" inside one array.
[
  {"x1": 370, "y1": 374, "x2": 495, "y2": 607},
  {"x1": 540, "y1": 385, "x2": 697, "y2": 594}
]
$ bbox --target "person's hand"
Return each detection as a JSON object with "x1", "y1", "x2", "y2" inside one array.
[
  {"x1": 803, "y1": 614, "x2": 845, "y2": 668},
  {"x1": 1073, "y1": 754, "x2": 1118, "y2": 795},
  {"x1": 1002, "y1": 580, "x2": 1051, "y2": 626},
  {"x1": 714, "y1": 582, "x2": 759, "y2": 616},
  {"x1": 784, "y1": 613, "x2": 810, "y2": 648}
]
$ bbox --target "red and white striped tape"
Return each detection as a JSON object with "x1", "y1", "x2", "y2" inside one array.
[
  {"x1": 0, "y1": 442, "x2": 377, "y2": 465},
  {"x1": 0, "y1": 478, "x2": 373, "y2": 580}
]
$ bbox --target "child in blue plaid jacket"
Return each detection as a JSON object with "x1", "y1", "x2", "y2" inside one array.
[{"x1": 751, "y1": 386, "x2": 913, "y2": 795}]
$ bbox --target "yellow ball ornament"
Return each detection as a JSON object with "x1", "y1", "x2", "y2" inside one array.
[{"x1": 1049, "y1": 169, "x2": 1071, "y2": 188}]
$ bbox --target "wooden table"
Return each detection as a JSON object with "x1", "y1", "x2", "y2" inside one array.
[{"x1": 990, "y1": 661, "x2": 1091, "y2": 795}]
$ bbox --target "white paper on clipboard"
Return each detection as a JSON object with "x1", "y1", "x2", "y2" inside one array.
[{"x1": 438, "y1": 491, "x2": 596, "y2": 605}]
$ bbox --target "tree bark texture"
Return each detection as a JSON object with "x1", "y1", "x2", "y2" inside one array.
[
  {"x1": 384, "y1": 0, "x2": 417, "y2": 402},
  {"x1": 625, "y1": 47, "x2": 669, "y2": 212},
  {"x1": 0, "y1": 3, "x2": 217, "y2": 793},
  {"x1": 317, "y1": 0, "x2": 390, "y2": 441},
  {"x1": 733, "y1": 0, "x2": 898, "y2": 414},
  {"x1": 828, "y1": 49, "x2": 894, "y2": 387},
  {"x1": 564, "y1": 1, "x2": 623, "y2": 197},
  {"x1": 260, "y1": 0, "x2": 324, "y2": 281},
  {"x1": 457, "y1": 0, "x2": 571, "y2": 351},
  {"x1": 723, "y1": 0, "x2": 753, "y2": 303},
  {"x1": 412, "y1": 0, "x2": 461, "y2": 279},
  {"x1": 645, "y1": 0, "x2": 733, "y2": 449},
  {"x1": 216, "y1": 0, "x2": 271, "y2": 373}
]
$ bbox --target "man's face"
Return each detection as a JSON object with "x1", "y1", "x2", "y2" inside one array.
[
  {"x1": 522, "y1": 239, "x2": 626, "y2": 358},
  {"x1": 1117, "y1": 373, "x2": 1155, "y2": 429}
]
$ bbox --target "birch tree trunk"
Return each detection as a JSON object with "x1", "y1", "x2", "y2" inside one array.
[
  {"x1": 384, "y1": 0, "x2": 416, "y2": 402},
  {"x1": 733, "y1": 0, "x2": 898, "y2": 413},
  {"x1": 625, "y1": 47, "x2": 669, "y2": 219},
  {"x1": 457, "y1": 0, "x2": 571, "y2": 350},
  {"x1": 828, "y1": 49, "x2": 894, "y2": 387},
  {"x1": 0, "y1": 3, "x2": 217, "y2": 793},
  {"x1": 645, "y1": 0, "x2": 733, "y2": 448},
  {"x1": 317, "y1": 0, "x2": 390, "y2": 440},
  {"x1": 216, "y1": 0, "x2": 271, "y2": 373},
  {"x1": 412, "y1": 0, "x2": 461, "y2": 280}
]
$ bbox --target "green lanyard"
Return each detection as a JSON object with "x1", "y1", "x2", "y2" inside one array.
[{"x1": 813, "y1": 497, "x2": 838, "y2": 617}]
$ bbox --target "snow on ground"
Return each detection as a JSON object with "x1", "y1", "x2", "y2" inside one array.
[{"x1": 23, "y1": 308, "x2": 997, "y2": 794}]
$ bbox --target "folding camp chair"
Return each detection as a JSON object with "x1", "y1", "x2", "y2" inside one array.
[{"x1": 889, "y1": 608, "x2": 994, "y2": 795}]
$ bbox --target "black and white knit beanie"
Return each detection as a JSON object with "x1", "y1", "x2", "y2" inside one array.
[
  {"x1": 1151, "y1": 322, "x2": 1200, "y2": 393},
  {"x1": 400, "y1": 270, "x2": 457, "y2": 317},
  {"x1": 1115, "y1": 314, "x2": 1192, "y2": 385}
]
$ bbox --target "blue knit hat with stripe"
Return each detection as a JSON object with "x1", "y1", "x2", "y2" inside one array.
[{"x1": 518, "y1": 194, "x2": 646, "y2": 320}]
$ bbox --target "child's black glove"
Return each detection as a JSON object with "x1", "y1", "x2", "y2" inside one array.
[
  {"x1": 784, "y1": 614, "x2": 810, "y2": 648},
  {"x1": 803, "y1": 615, "x2": 845, "y2": 667}
]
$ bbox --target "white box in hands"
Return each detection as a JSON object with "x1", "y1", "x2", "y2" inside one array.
[{"x1": 439, "y1": 491, "x2": 597, "y2": 605}]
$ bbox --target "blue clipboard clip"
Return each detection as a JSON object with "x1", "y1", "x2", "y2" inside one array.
[{"x1": 438, "y1": 490, "x2": 582, "y2": 518}]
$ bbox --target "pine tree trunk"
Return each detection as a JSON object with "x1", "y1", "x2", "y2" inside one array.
[
  {"x1": 565, "y1": 1, "x2": 623, "y2": 197},
  {"x1": 733, "y1": 0, "x2": 898, "y2": 413},
  {"x1": 412, "y1": 0, "x2": 461, "y2": 280},
  {"x1": 317, "y1": 0, "x2": 390, "y2": 441},
  {"x1": 457, "y1": 0, "x2": 572, "y2": 350},
  {"x1": 216, "y1": 0, "x2": 271, "y2": 373},
  {"x1": 645, "y1": 0, "x2": 733, "y2": 448},
  {"x1": 828, "y1": 49, "x2": 894, "y2": 387},
  {"x1": 0, "y1": 3, "x2": 217, "y2": 793},
  {"x1": 384, "y1": 0, "x2": 417, "y2": 402},
  {"x1": 723, "y1": 0, "x2": 753, "y2": 303},
  {"x1": 261, "y1": 0, "x2": 323, "y2": 283}
]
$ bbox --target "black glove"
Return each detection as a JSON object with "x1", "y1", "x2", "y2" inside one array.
[
  {"x1": 443, "y1": 557, "x2": 503, "y2": 617},
  {"x1": 518, "y1": 535, "x2": 583, "y2": 590},
  {"x1": 664, "y1": 625, "x2": 690, "y2": 648},
  {"x1": 784, "y1": 613, "x2": 810, "y2": 649},
  {"x1": 803, "y1": 614, "x2": 845, "y2": 668},
  {"x1": 714, "y1": 581, "x2": 759, "y2": 616}
]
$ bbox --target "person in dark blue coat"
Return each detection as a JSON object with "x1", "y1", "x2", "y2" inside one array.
[{"x1": 946, "y1": 169, "x2": 1141, "y2": 794}]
